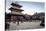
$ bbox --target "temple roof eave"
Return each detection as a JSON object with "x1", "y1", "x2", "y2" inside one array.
[
  {"x1": 11, "y1": 3, "x2": 22, "y2": 8},
  {"x1": 9, "y1": 13, "x2": 25, "y2": 16},
  {"x1": 9, "y1": 7, "x2": 24, "y2": 11}
]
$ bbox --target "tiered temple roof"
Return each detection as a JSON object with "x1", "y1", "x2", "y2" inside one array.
[
  {"x1": 9, "y1": 7, "x2": 24, "y2": 12},
  {"x1": 9, "y1": 2, "x2": 24, "y2": 12},
  {"x1": 11, "y1": 3, "x2": 22, "y2": 8}
]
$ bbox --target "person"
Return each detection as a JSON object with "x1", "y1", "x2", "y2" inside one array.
[
  {"x1": 40, "y1": 17, "x2": 45, "y2": 27},
  {"x1": 5, "y1": 22, "x2": 10, "y2": 30}
]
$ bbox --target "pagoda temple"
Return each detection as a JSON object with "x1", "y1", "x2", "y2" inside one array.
[{"x1": 9, "y1": 2, "x2": 25, "y2": 25}]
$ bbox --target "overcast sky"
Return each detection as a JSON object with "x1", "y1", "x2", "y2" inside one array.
[{"x1": 6, "y1": 0, "x2": 45, "y2": 15}]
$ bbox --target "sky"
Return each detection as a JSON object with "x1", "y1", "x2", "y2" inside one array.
[{"x1": 6, "y1": 0, "x2": 45, "y2": 15}]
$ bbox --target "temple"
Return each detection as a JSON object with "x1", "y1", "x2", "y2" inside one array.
[{"x1": 9, "y1": 2, "x2": 25, "y2": 24}]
